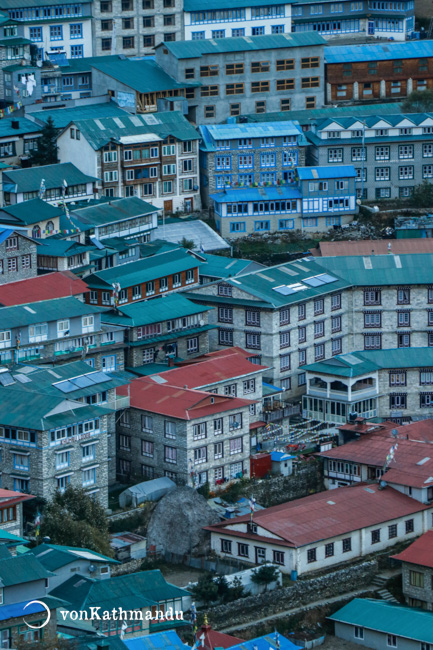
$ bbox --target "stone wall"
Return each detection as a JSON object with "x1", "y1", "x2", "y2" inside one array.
[
  {"x1": 207, "y1": 559, "x2": 378, "y2": 630},
  {"x1": 242, "y1": 460, "x2": 324, "y2": 508}
]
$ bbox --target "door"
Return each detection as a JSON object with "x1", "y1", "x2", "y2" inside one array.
[
  {"x1": 368, "y1": 21, "x2": 375, "y2": 34},
  {"x1": 255, "y1": 547, "x2": 266, "y2": 564},
  {"x1": 184, "y1": 198, "x2": 193, "y2": 212},
  {"x1": 164, "y1": 200, "x2": 173, "y2": 213}
]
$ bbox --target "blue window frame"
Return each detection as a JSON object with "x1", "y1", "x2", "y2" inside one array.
[
  {"x1": 272, "y1": 24, "x2": 285, "y2": 33},
  {"x1": 260, "y1": 172, "x2": 276, "y2": 184},
  {"x1": 62, "y1": 76, "x2": 73, "y2": 87},
  {"x1": 70, "y1": 23, "x2": 83, "y2": 39},
  {"x1": 216, "y1": 156, "x2": 231, "y2": 171},
  {"x1": 283, "y1": 150, "x2": 298, "y2": 166},
  {"x1": 13, "y1": 478, "x2": 29, "y2": 492},
  {"x1": 50, "y1": 25, "x2": 63, "y2": 40},
  {"x1": 192, "y1": 31, "x2": 205, "y2": 39},
  {"x1": 303, "y1": 217, "x2": 318, "y2": 227},
  {"x1": 260, "y1": 153, "x2": 276, "y2": 168},
  {"x1": 232, "y1": 28, "x2": 245, "y2": 36},
  {"x1": 255, "y1": 220, "x2": 270, "y2": 231},
  {"x1": 326, "y1": 216, "x2": 342, "y2": 226},
  {"x1": 239, "y1": 173, "x2": 254, "y2": 185},
  {"x1": 252, "y1": 26, "x2": 265, "y2": 35},
  {"x1": 84, "y1": 358, "x2": 95, "y2": 368},
  {"x1": 29, "y1": 26, "x2": 42, "y2": 41},
  {"x1": 279, "y1": 219, "x2": 295, "y2": 230},
  {"x1": 216, "y1": 175, "x2": 232, "y2": 188},
  {"x1": 230, "y1": 222, "x2": 246, "y2": 232},
  {"x1": 212, "y1": 29, "x2": 225, "y2": 38},
  {"x1": 71, "y1": 44, "x2": 83, "y2": 58},
  {"x1": 13, "y1": 454, "x2": 29, "y2": 470},
  {"x1": 102, "y1": 355, "x2": 116, "y2": 372}
]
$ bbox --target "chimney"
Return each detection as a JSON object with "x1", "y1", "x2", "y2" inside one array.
[{"x1": 11, "y1": 120, "x2": 19, "y2": 130}]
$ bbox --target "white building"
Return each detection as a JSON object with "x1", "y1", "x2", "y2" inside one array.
[
  {"x1": 184, "y1": 0, "x2": 292, "y2": 40},
  {"x1": 205, "y1": 483, "x2": 433, "y2": 576}
]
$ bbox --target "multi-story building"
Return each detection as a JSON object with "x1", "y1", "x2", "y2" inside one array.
[
  {"x1": 0, "y1": 487, "x2": 34, "y2": 538},
  {"x1": 92, "y1": 0, "x2": 183, "y2": 58},
  {"x1": 0, "y1": 271, "x2": 90, "y2": 306},
  {"x1": 116, "y1": 376, "x2": 253, "y2": 486},
  {"x1": 302, "y1": 347, "x2": 433, "y2": 423},
  {"x1": 2, "y1": 163, "x2": 99, "y2": 205},
  {"x1": 101, "y1": 292, "x2": 213, "y2": 368},
  {"x1": 0, "y1": 295, "x2": 125, "y2": 371},
  {"x1": 0, "y1": 226, "x2": 38, "y2": 284},
  {"x1": 84, "y1": 247, "x2": 201, "y2": 307},
  {"x1": 392, "y1": 531, "x2": 433, "y2": 610},
  {"x1": 210, "y1": 165, "x2": 358, "y2": 237},
  {"x1": 325, "y1": 41, "x2": 433, "y2": 103},
  {"x1": 0, "y1": 360, "x2": 130, "y2": 505},
  {"x1": 186, "y1": 252, "x2": 433, "y2": 399},
  {"x1": 0, "y1": 117, "x2": 42, "y2": 166},
  {"x1": 199, "y1": 120, "x2": 308, "y2": 205},
  {"x1": 155, "y1": 33, "x2": 326, "y2": 124},
  {"x1": 57, "y1": 112, "x2": 201, "y2": 212},
  {"x1": 0, "y1": 0, "x2": 93, "y2": 64},
  {"x1": 36, "y1": 238, "x2": 94, "y2": 275},
  {"x1": 183, "y1": 0, "x2": 293, "y2": 40},
  {"x1": 291, "y1": 0, "x2": 414, "y2": 40},
  {"x1": 0, "y1": 199, "x2": 65, "y2": 240},
  {"x1": 306, "y1": 111, "x2": 433, "y2": 200}
]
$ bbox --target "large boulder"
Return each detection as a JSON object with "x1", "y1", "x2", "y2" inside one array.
[{"x1": 147, "y1": 486, "x2": 220, "y2": 556}]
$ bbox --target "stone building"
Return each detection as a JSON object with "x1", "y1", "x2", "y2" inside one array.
[
  {"x1": 0, "y1": 488, "x2": 34, "y2": 538},
  {"x1": 116, "y1": 377, "x2": 253, "y2": 486},
  {"x1": 92, "y1": 0, "x2": 183, "y2": 58},
  {"x1": 0, "y1": 361, "x2": 130, "y2": 505},
  {"x1": 0, "y1": 117, "x2": 42, "y2": 167},
  {"x1": 306, "y1": 111, "x2": 433, "y2": 201},
  {"x1": 291, "y1": 0, "x2": 414, "y2": 40},
  {"x1": 0, "y1": 227, "x2": 38, "y2": 284},
  {"x1": 84, "y1": 247, "x2": 201, "y2": 307},
  {"x1": 183, "y1": 0, "x2": 293, "y2": 40},
  {"x1": 101, "y1": 292, "x2": 213, "y2": 368},
  {"x1": 0, "y1": 199, "x2": 66, "y2": 240},
  {"x1": 199, "y1": 120, "x2": 308, "y2": 206},
  {"x1": 155, "y1": 33, "x2": 326, "y2": 124},
  {"x1": 325, "y1": 41, "x2": 433, "y2": 103},
  {"x1": 0, "y1": 295, "x2": 125, "y2": 371},
  {"x1": 57, "y1": 112, "x2": 201, "y2": 212},
  {"x1": 186, "y1": 252, "x2": 433, "y2": 400},
  {"x1": 392, "y1": 531, "x2": 433, "y2": 610},
  {"x1": 303, "y1": 348, "x2": 433, "y2": 423}
]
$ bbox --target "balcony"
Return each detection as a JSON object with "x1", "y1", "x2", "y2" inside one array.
[
  {"x1": 106, "y1": 395, "x2": 130, "y2": 411},
  {"x1": 263, "y1": 402, "x2": 301, "y2": 423}
]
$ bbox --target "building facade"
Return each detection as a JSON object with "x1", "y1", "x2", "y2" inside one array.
[
  {"x1": 0, "y1": 227, "x2": 38, "y2": 284},
  {"x1": 307, "y1": 112, "x2": 433, "y2": 201},
  {"x1": 155, "y1": 33, "x2": 326, "y2": 124}
]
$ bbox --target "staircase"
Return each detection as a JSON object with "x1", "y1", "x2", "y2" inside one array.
[{"x1": 372, "y1": 575, "x2": 399, "y2": 604}]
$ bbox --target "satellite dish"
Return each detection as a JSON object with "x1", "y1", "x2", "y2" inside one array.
[
  {"x1": 88, "y1": 564, "x2": 96, "y2": 573},
  {"x1": 356, "y1": 198, "x2": 361, "y2": 205},
  {"x1": 199, "y1": 319, "x2": 205, "y2": 327}
]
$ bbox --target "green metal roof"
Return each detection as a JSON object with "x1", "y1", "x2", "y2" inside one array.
[
  {"x1": 185, "y1": 0, "x2": 295, "y2": 8},
  {"x1": 159, "y1": 32, "x2": 325, "y2": 59},
  {"x1": 329, "y1": 599, "x2": 433, "y2": 643},
  {"x1": 186, "y1": 292, "x2": 271, "y2": 309},
  {"x1": 3, "y1": 163, "x2": 99, "y2": 193},
  {"x1": 0, "y1": 198, "x2": 64, "y2": 226},
  {"x1": 242, "y1": 102, "x2": 404, "y2": 127},
  {"x1": 0, "y1": 554, "x2": 53, "y2": 587},
  {"x1": 37, "y1": 239, "x2": 94, "y2": 258},
  {"x1": 0, "y1": 530, "x2": 27, "y2": 545},
  {"x1": 67, "y1": 111, "x2": 200, "y2": 151},
  {"x1": 0, "y1": 37, "x2": 31, "y2": 46},
  {"x1": 127, "y1": 323, "x2": 216, "y2": 347},
  {"x1": 29, "y1": 101, "x2": 131, "y2": 130},
  {"x1": 85, "y1": 249, "x2": 200, "y2": 290},
  {"x1": 50, "y1": 569, "x2": 188, "y2": 615},
  {"x1": 90, "y1": 58, "x2": 194, "y2": 94},
  {"x1": 302, "y1": 348, "x2": 433, "y2": 377},
  {"x1": 0, "y1": 296, "x2": 103, "y2": 329},
  {"x1": 0, "y1": 0, "x2": 91, "y2": 8},
  {"x1": 0, "y1": 116, "x2": 40, "y2": 139},
  {"x1": 199, "y1": 253, "x2": 263, "y2": 279},
  {"x1": 315, "y1": 252, "x2": 433, "y2": 287},
  {"x1": 31, "y1": 543, "x2": 119, "y2": 571},
  {"x1": 101, "y1": 293, "x2": 210, "y2": 327},
  {"x1": 71, "y1": 196, "x2": 158, "y2": 229}
]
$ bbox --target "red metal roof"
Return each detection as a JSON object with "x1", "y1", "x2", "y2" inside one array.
[
  {"x1": 392, "y1": 530, "x2": 433, "y2": 568},
  {"x1": 200, "y1": 624, "x2": 244, "y2": 650},
  {"x1": 311, "y1": 239, "x2": 433, "y2": 257},
  {"x1": 0, "y1": 488, "x2": 35, "y2": 506},
  {"x1": 205, "y1": 484, "x2": 431, "y2": 548},
  {"x1": 0, "y1": 271, "x2": 89, "y2": 306},
  {"x1": 117, "y1": 377, "x2": 254, "y2": 420},
  {"x1": 149, "y1": 348, "x2": 268, "y2": 389}
]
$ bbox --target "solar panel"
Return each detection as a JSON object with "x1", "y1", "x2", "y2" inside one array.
[
  {"x1": 363, "y1": 256, "x2": 373, "y2": 270},
  {"x1": 303, "y1": 276, "x2": 324, "y2": 287},
  {"x1": 71, "y1": 375, "x2": 94, "y2": 388},
  {"x1": 320, "y1": 273, "x2": 338, "y2": 284},
  {"x1": 0, "y1": 372, "x2": 14, "y2": 386},
  {"x1": 89, "y1": 371, "x2": 110, "y2": 384},
  {"x1": 272, "y1": 285, "x2": 294, "y2": 295},
  {"x1": 15, "y1": 374, "x2": 32, "y2": 384},
  {"x1": 55, "y1": 380, "x2": 77, "y2": 393}
]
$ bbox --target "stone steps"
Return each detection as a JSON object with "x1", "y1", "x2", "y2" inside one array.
[{"x1": 376, "y1": 588, "x2": 399, "y2": 604}]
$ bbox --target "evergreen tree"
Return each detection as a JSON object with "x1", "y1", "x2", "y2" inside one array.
[
  {"x1": 31, "y1": 116, "x2": 58, "y2": 166},
  {"x1": 410, "y1": 180, "x2": 433, "y2": 208},
  {"x1": 251, "y1": 564, "x2": 280, "y2": 592},
  {"x1": 402, "y1": 89, "x2": 433, "y2": 114}
]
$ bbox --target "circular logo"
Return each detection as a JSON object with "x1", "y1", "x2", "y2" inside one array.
[{"x1": 23, "y1": 600, "x2": 51, "y2": 629}]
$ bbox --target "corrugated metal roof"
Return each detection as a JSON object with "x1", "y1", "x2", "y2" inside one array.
[
  {"x1": 314, "y1": 239, "x2": 433, "y2": 256},
  {"x1": 392, "y1": 531, "x2": 433, "y2": 568},
  {"x1": 153, "y1": 219, "x2": 230, "y2": 252},
  {"x1": 159, "y1": 32, "x2": 326, "y2": 59},
  {"x1": 101, "y1": 293, "x2": 210, "y2": 327},
  {"x1": 90, "y1": 58, "x2": 194, "y2": 93},
  {"x1": 67, "y1": 111, "x2": 200, "y2": 151},
  {"x1": 29, "y1": 101, "x2": 130, "y2": 130},
  {"x1": 0, "y1": 271, "x2": 88, "y2": 306},
  {"x1": 71, "y1": 196, "x2": 158, "y2": 228},
  {"x1": 0, "y1": 295, "x2": 103, "y2": 329},
  {"x1": 210, "y1": 186, "x2": 301, "y2": 202},
  {"x1": 329, "y1": 598, "x2": 433, "y2": 643},
  {"x1": 185, "y1": 0, "x2": 295, "y2": 9},
  {"x1": 244, "y1": 102, "x2": 404, "y2": 126},
  {"x1": 0, "y1": 116, "x2": 40, "y2": 139},
  {"x1": 0, "y1": 554, "x2": 53, "y2": 586},
  {"x1": 325, "y1": 40, "x2": 433, "y2": 64},
  {"x1": 37, "y1": 239, "x2": 93, "y2": 258},
  {"x1": 3, "y1": 163, "x2": 98, "y2": 193},
  {"x1": 0, "y1": 198, "x2": 64, "y2": 226},
  {"x1": 205, "y1": 120, "x2": 303, "y2": 142},
  {"x1": 297, "y1": 166, "x2": 356, "y2": 179},
  {"x1": 199, "y1": 253, "x2": 264, "y2": 278}
]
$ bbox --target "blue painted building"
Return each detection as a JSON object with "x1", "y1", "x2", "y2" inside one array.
[{"x1": 210, "y1": 165, "x2": 358, "y2": 238}]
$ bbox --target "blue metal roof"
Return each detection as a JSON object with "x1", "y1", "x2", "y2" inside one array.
[
  {"x1": 206, "y1": 121, "x2": 302, "y2": 141},
  {"x1": 231, "y1": 633, "x2": 303, "y2": 650},
  {"x1": 185, "y1": 0, "x2": 296, "y2": 9},
  {"x1": 0, "y1": 228, "x2": 13, "y2": 244},
  {"x1": 297, "y1": 166, "x2": 357, "y2": 180},
  {"x1": 124, "y1": 630, "x2": 190, "y2": 650},
  {"x1": 210, "y1": 186, "x2": 302, "y2": 202},
  {"x1": 0, "y1": 599, "x2": 46, "y2": 622},
  {"x1": 271, "y1": 451, "x2": 295, "y2": 461},
  {"x1": 325, "y1": 41, "x2": 433, "y2": 64}
]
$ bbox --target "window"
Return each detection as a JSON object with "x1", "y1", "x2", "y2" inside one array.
[
  {"x1": 142, "y1": 415, "x2": 153, "y2": 432},
  {"x1": 376, "y1": 167, "x2": 390, "y2": 181},
  {"x1": 221, "y1": 539, "x2": 232, "y2": 554},
  {"x1": 230, "y1": 104, "x2": 241, "y2": 116},
  {"x1": 226, "y1": 83, "x2": 244, "y2": 96},
  {"x1": 229, "y1": 437, "x2": 243, "y2": 455},
  {"x1": 238, "y1": 543, "x2": 249, "y2": 557},
  {"x1": 229, "y1": 413, "x2": 242, "y2": 430},
  {"x1": 251, "y1": 61, "x2": 270, "y2": 73},
  {"x1": 399, "y1": 166, "x2": 414, "y2": 180},
  {"x1": 212, "y1": 29, "x2": 225, "y2": 38},
  {"x1": 194, "y1": 446, "x2": 207, "y2": 464},
  {"x1": 143, "y1": 35, "x2": 155, "y2": 47},
  {"x1": 280, "y1": 353, "x2": 290, "y2": 371},
  {"x1": 219, "y1": 329, "x2": 233, "y2": 346},
  {"x1": 141, "y1": 440, "x2": 154, "y2": 457},
  {"x1": 342, "y1": 537, "x2": 352, "y2": 553},
  {"x1": 364, "y1": 289, "x2": 381, "y2": 305},
  {"x1": 164, "y1": 446, "x2": 177, "y2": 464},
  {"x1": 397, "y1": 311, "x2": 410, "y2": 327},
  {"x1": 390, "y1": 393, "x2": 407, "y2": 409},
  {"x1": 387, "y1": 635, "x2": 397, "y2": 648},
  {"x1": 314, "y1": 298, "x2": 324, "y2": 315},
  {"x1": 328, "y1": 148, "x2": 343, "y2": 163},
  {"x1": 325, "y1": 542, "x2": 334, "y2": 557},
  {"x1": 193, "y1": 422, "x2": 206, "y2": 440},
  {"x1": 246, "y1": 332, "x2": 260, "y2": 349},
  {"x1": 409, "y1": 570, "x2": 424, "y2": 587},
  {"x1": 251, "y1": 81, "x2": 269, "y2": 93},
  {"x1": 273, "y1": 550, "x2": 285, "y2": 565},
  {"x1": 301, "y1": 77, "x2": 320, "y2": 88},
  {"x1": 405, "y1": 518, "x2": 414, "y2": 534},
  {"x1": 307, "y1": 548, "x2": 317, "y2": 563},
  {"x1": 214, "y1": 442, "x2": 223, "y2": 460},
  {"x1": 371, "y1": 529, "x2": 380, "y2": 544},
  {"x1": 243, "y1": 379, "x2": 255, "y2": 394},
  {"x1": 398, "y1": 333, "x2": 410, "y2": 348},
  {"x1": 50, "y1": 25, "x2": 63, "y2": 40},
  {"x1": 314, "y1": 344, "x2": 325, "y2": 361},
  {"x1": 354, "y1": 627, "x2": 364, "y2": 640},
  {"x1": 226, "y1": 63, "x2": 244, "y2": 75},
  {"x1": 82, "y1": 467, "x2": 96, "y2": 487},
  {"x1": 164, "y1": 421, "x2": 177, "y2": 439},
  {"x1": 388, "y1": 524, "x2": 397, "y2": 539},
  {"x1": 71, "y1": 44, "x2": 83, "y2": 58},
  {"x1": 389, "y1": 371, "x2": 406, "y2": 387}
]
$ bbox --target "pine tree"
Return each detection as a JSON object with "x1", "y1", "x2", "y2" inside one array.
[{"x1": 31, "y1": 116, "x2": 58, "y2": 166}]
